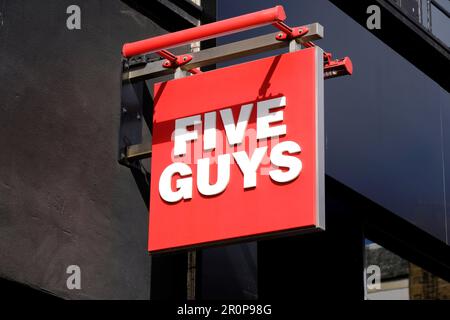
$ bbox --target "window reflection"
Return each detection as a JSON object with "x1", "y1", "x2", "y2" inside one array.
[{"x1": 365, "y1": 241, "x2": 450, "y2": 300}]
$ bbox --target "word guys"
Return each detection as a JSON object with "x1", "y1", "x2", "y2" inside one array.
[{"x1": 158, "y1": 96, "x2": 303, "y2": 203}]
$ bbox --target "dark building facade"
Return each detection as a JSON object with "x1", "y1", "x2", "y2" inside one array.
[
  {"x1": 0, "y1": 0, "x2": 206, "y2": 300},
  {"x1": 0, "y1": 0, "x2": 449, "y2": 300}
]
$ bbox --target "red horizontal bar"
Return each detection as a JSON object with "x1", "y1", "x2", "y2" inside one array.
[{"x1": 122, "y1": 6, "x2": 287, "y2": 58}]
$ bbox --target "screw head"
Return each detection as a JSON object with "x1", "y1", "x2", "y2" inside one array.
[
  {"x1": 183, "y1": 56, "x2": 188, "y2": 61},
  {"x1": 277, "y1": 33, "x2": 283, "y2": 38}
]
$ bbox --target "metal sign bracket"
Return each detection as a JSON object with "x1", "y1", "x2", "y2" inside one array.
[{"x1": 118, "y1": 5, "x2": 353, "y2": 194}]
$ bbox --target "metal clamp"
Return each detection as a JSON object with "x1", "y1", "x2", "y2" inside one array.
[
  {"x1": 274, "y1": 23, "x2": 310, "y2": 41},
  {"x1": 158, "y1": 49, "x2": 201, "y2": 75},
  {"x1": 303, "y1": 42, "x2": 353, "y2": 79}
]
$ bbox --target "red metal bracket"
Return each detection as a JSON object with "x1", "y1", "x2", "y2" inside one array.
[
  {"x1": 322, "y1": 51, "x2": 353, "y2": 79},
  {"x1": 159, "y1": 50, "x2": 193, "y2": 68},
  {"x1": 303, "y1": 42, "x2": 353, "y2": 79},
  {"x1": 157, "y1": 49, "x2": 201, "y2": 75},
  {"x1": 274, "y1": 23, "x2": 309, "y2": 41},
  {"x1": 324, "y1": 57, "x2": 353, "y2": 79}
]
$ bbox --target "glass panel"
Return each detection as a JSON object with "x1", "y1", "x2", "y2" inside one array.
[
  {"x1": 431, "y1": 2, "x2": 450, "y2": 46},
  {"x1": 365, "y1": 241, "x2": 450, "y2": 300}
]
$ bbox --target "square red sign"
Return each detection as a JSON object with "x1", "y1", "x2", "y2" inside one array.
[{"x1": 149, "y1": 47, "x2": 325, "y2": 253}]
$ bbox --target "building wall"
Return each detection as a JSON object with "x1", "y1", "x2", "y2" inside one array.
[{"x1": 0, "y1": 0, "x2": 174, "y2": 299}]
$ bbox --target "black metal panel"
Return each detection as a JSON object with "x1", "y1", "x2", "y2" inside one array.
[
  {"x1": 200, "y1": 243, "x2": 258, "y2": 300},
  {"x1": 119, "y1": 81, "x2": 146, "y2": 162},
  {"x1": 150, "y1": 253, "x2": 188, "y2": 300},
  {"x1": 440, "y1": 92, "x2": 450, "y2": 246},
  {"x1": 199, "y1": 0, "x2": 218, "y2": 55},
  {"x1": 258, "y1": 176, "x2": 365, "y2": 300}
]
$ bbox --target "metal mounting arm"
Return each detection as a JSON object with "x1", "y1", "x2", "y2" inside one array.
[
  {"x1": 120, "y1": 7, "x2": 354, "y2": 166},
  {"x1": 303, "y1": 42, "x2": 353, "y2": 79},
  {"x1": 123, "y1": 23, "x2": 325, "y2": 82},
  {"x1": 122, "y1": 5, "x2": 352, "y2": 81}
]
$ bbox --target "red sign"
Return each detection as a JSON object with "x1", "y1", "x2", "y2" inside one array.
[{"x1": 149, "y1": 47, "x2": 325, "y2": 253}]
